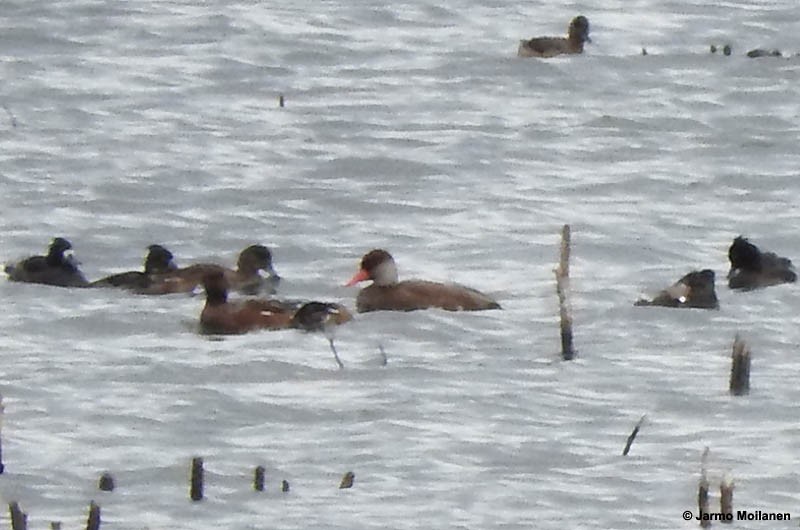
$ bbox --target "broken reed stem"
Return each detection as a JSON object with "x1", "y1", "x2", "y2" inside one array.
[
  {"x1": 729, "y1": 335, "x2": 751, "y2": 395},
  {"x1": 254, "y1": 466, "x2": 265, "y2": 492},
  {"x1": 85, "y1": 501, "x2": 100, "y2": 530},
  {"x1": 720, "y1": 475, "x2": 734, "y2": 524},
  {"x1": 0, "y1": 394, "x2": 5, "y2": 474},
  {"x1": 9, "y1": 502, "x2": 27, "y2": 530},
  {"x1": 698, "y1": 447, "x2": 710, "y2": 528},
  {"x1": 328, "y1": 338, "x2": 344, "y2": 370},
  {"x1": 339, "y1": 471, "x2": 355, "y2": 489},
  {"x1": 190, "y1": 457, "x2": 204, "y2": 501},
  {"x1": 555, "y1": 224, "x2": 575, "y2": 360},
  {"x1": 622, "y1": 414, "x2": 646, "y2": 456}
]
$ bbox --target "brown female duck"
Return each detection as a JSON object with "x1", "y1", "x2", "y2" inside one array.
[{"x1": 518, "y1": 15, "x2": 591, "y2": 58}]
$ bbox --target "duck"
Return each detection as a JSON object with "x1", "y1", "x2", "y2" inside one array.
[
  {"x1": 345, "y1": 249, "x2": 501, "y2": 313},
  {"x1": 5, "y1": 237, "x2": 89, "y2": 287},
  {"x1": 518, "y1": 15, "x2": 591, "y2": 58},
  {"x1": 90, "y1": 244, "x2": 178, "y2": 290},
  {"x1": 144, "y1": 244, "x2": 280, "y2": 295},
  {"x1": 199, "y1": 271, "x2": 351, "y2": 335},
  {"x1": 290, "y1": 301, "x2": 353, "y2": 332},
  {"x1": 635, "y1": 269, "x2": 719, "y2": 309},
  {"x1": 727, "y1": 236, "x2": 796, "y2": 290}
]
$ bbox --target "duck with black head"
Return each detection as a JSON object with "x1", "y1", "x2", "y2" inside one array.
[
  {"x1": 518, "y1": 15, "x2": 591, "y2": 58},
  {"x1": 635, "y1": 269, "x2": 719, "y2": 309},
  {"x1": 727, "y1": 236, "x2": 796, "y2": 290},
  {"x1": 345, "y1": 249, "x2": 501, "y2": 313},
  {"x1": 145, "y1": 244, "x2": 281, "y2": 295},
  {"x1": 5, "y1": 237, "x2": 89, "y2": 287},
  {"x1": 90, "y1": 244, "x2": 178, "y2": 291}
]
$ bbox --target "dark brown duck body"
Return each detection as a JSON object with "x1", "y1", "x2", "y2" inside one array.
[
  {"x1": 635, "y1": 269, "x2": 719, "y2": 309},
  {"x1": 346, "y1": 249, "x2": 501, "y2": 313},
  {"x1": 518, "y1": 16, "x2": 591, "y2": 58},
  {"x1": 199, "y1": 271, "x2": 296, "y2": 335},
  {"x1": 90, "y1": 244, "x2": 177, "y2": 290},
  {"x1": 5, "y1": 237, "x2": 89, "y2": 287},
  {"x1": 727, "y1": 236, "x2": 796, "y2": 290}
]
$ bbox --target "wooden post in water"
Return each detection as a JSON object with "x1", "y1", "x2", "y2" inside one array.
[
  {"x1": 85, "y1": 501, "x2": 100, "y2": 530},
  {"x1": 190, "y1": 457, "x2": 204, "y2": 501},
  {"x1": 554, "y1": 224, "x2": 575, "y2": 360},
  {"x1": 729, "y1": 335, "x2": 751, "y2": 395},
  {"x1": 50, "y1": 523, "x2": 61, "y2": 530},
  {"x1": 254, "y1": 466, "x2": 265, "y2": 492},
  {"x1": 98, "y1": 472, "x2": 115, "y2": 492},
  {"x1": 8, "y1": 502, "x2": 26, "y2": 530},
  {"x1": 720, "y1": 475, "x2": 734, "y2": 523},
  {"x1": 339, "y1": 471, "x2": 355, "y2": 489},
  {"x1": 622, "y1": 414, "x2": 646, "y2": 456},
  {"x1": 281, "y1": 479, "x2": 290, "y2": 493},
  {"x1": 698, "y1": 447, "x2": 710, "y2": 528},
  {"x1": 0, "y1": 394, "x2": 6, "y2": 473},
  {"x1": 278, "y1": 94, "x2": 285, "y2": 108}
]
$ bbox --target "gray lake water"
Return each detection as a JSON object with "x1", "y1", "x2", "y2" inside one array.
[{"x1": 1, "y1": 1, "x2": 799, "y2": 528}]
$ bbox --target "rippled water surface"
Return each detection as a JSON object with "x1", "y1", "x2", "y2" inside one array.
[{"x1": 1, "y1": 1, "x2": 800, "y2": 528}]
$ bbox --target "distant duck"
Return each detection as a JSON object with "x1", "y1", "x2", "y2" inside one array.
[
  {"x1": 747, "y1": 48, "x2": 782, "y2": 58},
  {"x1": 5, "y1": 237, "x2": 89, "y2": 287},
  {"x1": 345, "y1": 249, "x2": 501, "y2": 313},
  {"x1": 144, "y1": 244, "x2": 280, "y2": 295},
  {"x1": 90, "y1": 244, "x2": 177, "y2": 290},
  {"x1": 518, "y1": 16, "x2": 591, "y2": 58},
  {"x1": 727, "y1": 236, "x2": 796, "y2": 290},
  {"x1": 199, "y1": 271, "x2": 351, "y2": 335},
  {"x1": 635, "y1": 269, "x2": 719, "y2": 309}
]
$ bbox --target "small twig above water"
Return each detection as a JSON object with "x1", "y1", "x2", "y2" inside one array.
[
  {"x1": 622, "y1": 414, "x2": 646, "y2": 456},
  {"x1": 329, "y1": 338, "x2": 344, "y2": 370}
]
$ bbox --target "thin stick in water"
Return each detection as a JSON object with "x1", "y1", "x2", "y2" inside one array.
[
  {"x1": 9, "y1": 501, "x2": 27, "y2": 530},
  {"x1": 190, "y1": 457, "x2": 204, "y2": 501},
  {"x1": 729, "y1": 335, "x2": 751, "y2": 395},
  {"x1": 85, "y1": 501, "x2": 100, "y2": 530},
  {"x1": 329, "y1": 338, "x2": 344, "y2": 369},
  {"x1": 554, "y1": 224, "x2": 575, "y2": 360},
  {"x1": 339, "y1": 471, "x2": 355, "y2": 489},
  {"x1": 720, "y1": 475, "x2": 734, "y2": 523},
  {"x1": 0, "y1": 394, "x2": 5, "y2": 474},
  {"x1": 254, "y1": 466, "x2": 265, "y2": 492},
  {"x1": 378, "y1": 344, "x2": 388, "y2": 366},
  {"x1": 698, "y1": 447, "x2": 710, "y2": 528},
  {"x1": 622, "y1": 414, "x2": 646, "y2": 456}
]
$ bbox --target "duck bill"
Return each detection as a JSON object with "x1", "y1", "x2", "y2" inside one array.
[{"x1": 345, "y1": 269, "x2": 370, "y2": 286}]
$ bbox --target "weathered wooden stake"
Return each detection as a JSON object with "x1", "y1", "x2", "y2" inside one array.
[
  {"x1": 254, "y1": 466, "x2": 265, "y2": 492},
  {"x1": 278, "y1": 94, "x2": 285, "y2": 108},
  {"x1": 190, "y1": 457, "x2": 204, "y2": 501},
  {"x1": 720, "y1": 475, "x2": 734, "y2": 523},
  {"x1": 85, "y1": 501, "x2": 100, "y2": 530},
  {"x1": 554, "y1": 224, "x2": 575, "y2": 360},
  {"x1": 339, "y1": 471, "x2": 355, "y2": 489},
  {"x1": 698, "y1": 447, "x2": 710, "y2": 528},
  {"x1": 281, "y1": 479, "x2": 290, "y2": 492},
  {"x1": 729, "y1": 335, "x2": 751, "y2": 396},
  {"x1": 9, "y1": 502, "x2": 26, "y2": 530},
  {"x1": 622, "y1": 414, "x2": 646, "y2": 456},
  {"x1": 0, "y1": 394, "x2": 6, "y2": 474},
  {"x1": 98, "y1": 472, "x2": 115, "y2": 492}
]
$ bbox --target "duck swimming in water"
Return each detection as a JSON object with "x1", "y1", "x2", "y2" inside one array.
[
  {"x1": 90, "y1": 244, "x2": 177, "y2": 291},
  {"x1": 635, "y1": 269, "x2": 719, "y2": 309},
  {"x1": 727, "y1": 236, "x2": 796, "y2": 290},
  {"x1": 5, "y1": 237, "x2": 89, "y2": 288},
  {"x1": 345, "y1": 249, "x2": 501, "y2": 313},
  {"x1": 518, "y1": 16, "x2": 591, "y2": 58}
]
